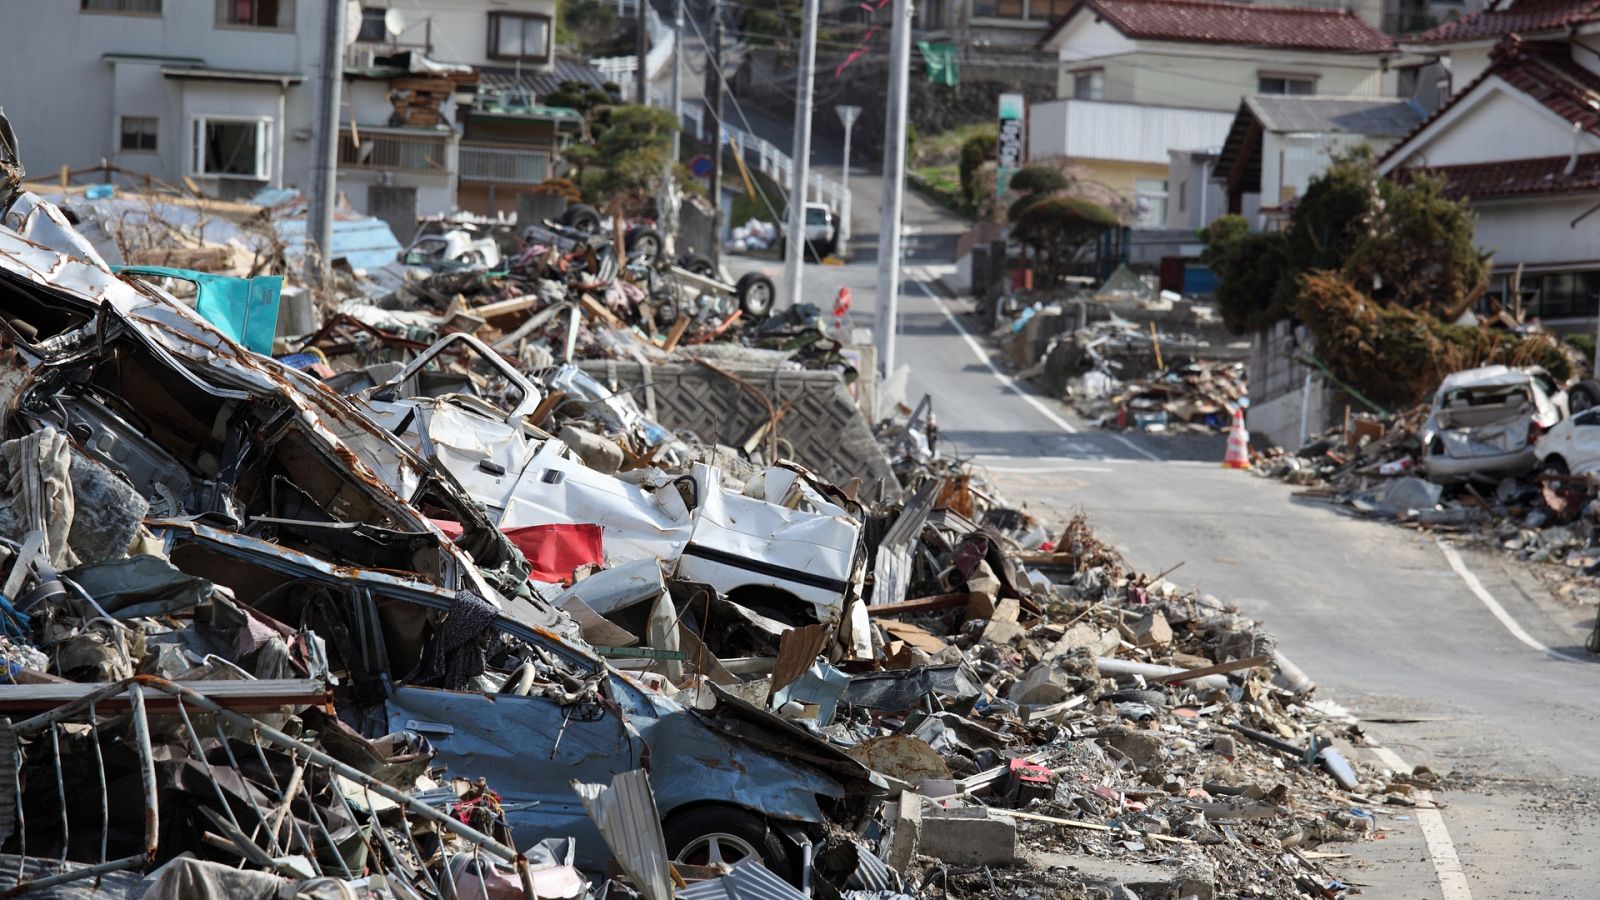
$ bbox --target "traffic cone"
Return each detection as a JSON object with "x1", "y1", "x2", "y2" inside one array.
[{"x1": 1222, "y1": 406, "x2": 1251, "y2": 469}]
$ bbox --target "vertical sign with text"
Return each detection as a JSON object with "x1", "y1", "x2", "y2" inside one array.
[{"x1": 996, "y1": 92, "x2": 1026, "y2": 197}]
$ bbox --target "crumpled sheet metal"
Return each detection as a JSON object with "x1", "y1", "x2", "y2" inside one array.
[
  {"x1": 676, "y1": 858, "x2": 807, "y2": 900},
  {"x1": 573, "y1": 770, "x2": 673, "y2": 900}
]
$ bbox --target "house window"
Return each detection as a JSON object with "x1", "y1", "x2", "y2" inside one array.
[
  {"x1": 81, "y1": 0, "x2": 161, "y2": 13},
  {"x1": 1533, "y1": 271, "x2": 1600, "y2": 320},
  {"x1": 1134, "y1": 178, "x2": 1167, "y2": 228},
  {"x1": 191, "y1": 118, "x2": 272, "y2": 179},
  {"x1": 357, "y1": 5, "x2": 389, "y2": 42},
  {"x1": 120, "y1": 116, "x2": 158, "y2": 152},
  {"x1": 1028, "y1": 0, "x2": 1074, "y2": 20},
  {"x1": 1072, "y1": 69, "x2": 1104, "y2": 100},
  {"x1": 1178, "y1": 179, "x2": 1187, "y2": 214},
  {"x1": 216, "y1": 0, "x2": 292, "y2": 29},
  {"x1": 972, "y1": 0, "x2": 1025, "y2": 17},
  {"x1": 1258, "y1": 75, "x2": 1316, "y2": 95},
  {"x1": 488, "y1": 12, "x2": 552, "y2": 62}
]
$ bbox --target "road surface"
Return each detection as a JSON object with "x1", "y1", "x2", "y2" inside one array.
[{"x1": 719, "y1": 109, "x2": 1600, "y2": 898}]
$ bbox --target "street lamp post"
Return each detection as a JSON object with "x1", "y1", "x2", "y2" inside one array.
[{"x1": 836, "y1": 105, "x2": 860, "y2": 258}]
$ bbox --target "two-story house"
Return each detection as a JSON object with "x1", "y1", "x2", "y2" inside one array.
[
  {"x1": 1381, "y1": 3, "x2": 1600, "y2": 330},
  {"x1": 0, "y1": 0, "x2": 588, "y2": 233},
  {"x1": 1028, "y1": 0, "x2": 1400, "y2": 222}
]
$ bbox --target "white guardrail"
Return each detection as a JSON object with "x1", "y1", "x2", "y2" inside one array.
[{"x1": 678, "y1": 105, "x2": 849, "y2": 214}]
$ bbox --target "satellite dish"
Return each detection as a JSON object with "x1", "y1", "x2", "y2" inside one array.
[
  {"x1": 343, "y1": 0, "x2": 362, "y2": 45},
  {"x1": 385, "y1": 8, "x2": 406, "y2": 37}
]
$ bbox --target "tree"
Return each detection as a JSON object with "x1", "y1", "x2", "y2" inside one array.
[
  {"x1": 1011, "y1": 195, "x2": 1119, "y2": 284},
  {"x1": 559, "y1": 0, "x2": 624, "y2": 56},
  {"x1": 1202, "y1": 215, "x2": 1288, "y2": 333},
  {"x1": 1006, "y1": 165, "x2": 1071, "y2": 220},
  {"x1": 590, "y1": 105, "x2": 680, "y2": 210},
  {"x1": 958, "y1": 130, "x2": 996, "y2": 211}
]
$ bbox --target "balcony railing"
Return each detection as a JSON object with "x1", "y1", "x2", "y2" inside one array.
[
  {"x1": 338, "y1": 128, "x2": 450, "y2": 174},
  {"x1": 345, "y1": 40, "x2": 433, "y2": 70},
  {"x1": 459, "y1": 145, "x2": 550, "y2": 185}
]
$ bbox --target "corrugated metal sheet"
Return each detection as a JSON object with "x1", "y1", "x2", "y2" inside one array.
[
  {"x1": 677, "y1": 859, "x2": 807, "y2": 900},
  {"x1": 273, "y1": 215, "x2": 402, "y2": 271},
  {"x1": 1031, "y1": 99, "x2": 1234, "y2": 165},
  {"x1": 573, "y1": 770, "x2": 673, "y2": 900}
]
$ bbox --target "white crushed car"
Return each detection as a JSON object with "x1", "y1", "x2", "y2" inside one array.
[{"x1": 1420, "y1": 365, "x2": 1563, "y2": 484}]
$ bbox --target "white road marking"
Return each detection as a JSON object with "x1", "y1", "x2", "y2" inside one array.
[
  {"x1": 977, "y1": 464, "x2": 1115, "y2": 474},
  {"x1": 1436, "y1": 540, "x2": 1584, "y2": 663},
  {"x1": 1367, "y1": 744, "x2": 1474, "y2": 900}
]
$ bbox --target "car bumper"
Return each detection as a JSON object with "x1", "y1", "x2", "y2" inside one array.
[{"x1": 1424, "y1": 447, "x2": 1537, "y2": 483}]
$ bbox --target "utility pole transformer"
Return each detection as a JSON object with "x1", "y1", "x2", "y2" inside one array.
[
  {"x1": 874, "y1": 0, "x2": 912, "y2": 376},
  {"x1": 782, "y1": 0, "x2": 821, "y2": 310},
  {"x1": 306, "y1": 0, "x2": 346, "y2": 289}
]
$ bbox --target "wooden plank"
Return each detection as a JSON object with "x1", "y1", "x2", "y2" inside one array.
[
  {"x1": 878, "y1": 620, "x2": 949, "y2": 654},
  {"x1": 1161, "y1": 654, "x2": 1271, "y2": 684},
  {"x1": 578, "y1": 293, "x2": 629, "y2": 331},
  {"x1": 661, "y1": 313, "x2": 692, "y2": 353},
  {"x1": 867, "y1": 592, "x2": 972, "y2": 618},
  {"x1": 471, "y1": 293, "x2": 541, "y2": 319}
]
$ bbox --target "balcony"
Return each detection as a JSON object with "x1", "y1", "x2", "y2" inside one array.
[
  {"x1": 459, "y1": 145, "x2": 549, "y2": 185},
  {"x1": 338, "y1": 128, "x2": 451, "y2": 175},
  {"x1": 345, "y1": 40, "x2": 433, "y2": 70}
]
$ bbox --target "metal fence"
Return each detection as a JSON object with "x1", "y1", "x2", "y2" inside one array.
[
  {"x1": 460, "y1": 145, "x2": 550, "y2": 185},
  {"x1": 338, "y1": 128, "x2": 450, "y2": 174}
]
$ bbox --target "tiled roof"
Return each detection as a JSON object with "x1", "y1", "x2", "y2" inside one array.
[
  {"x1": 1410, "y1": 0, "x2": 1600, "y2": 45},
  {"x1": 1244, "y1": 96, "x2": 1424, "y2": 135},
  {"x1": 1396, "y1": 153, "x2": 1600, "y2": 198},
  {"x1": 1040, "y1": 0, "x2": 1394, "y2": 53},
  {"x1": 1380, "y1": 38, "x2": 1600, "y2": 169},
  {"x1": 477, "y1": 58, "x2": 617, "y2": 104}
]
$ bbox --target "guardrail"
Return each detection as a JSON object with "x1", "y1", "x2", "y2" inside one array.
[{"x1": 678, "y1": 105, "x2": 849, "y2": 214}]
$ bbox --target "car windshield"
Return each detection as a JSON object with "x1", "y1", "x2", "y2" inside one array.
[{"x1": 805, "y1": 207, "x2": 829, "y2": 225}]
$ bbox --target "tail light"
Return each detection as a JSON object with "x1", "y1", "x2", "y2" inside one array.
[{"x1": 1529, "y1": 421, "x2": 1545, "y2": 444}]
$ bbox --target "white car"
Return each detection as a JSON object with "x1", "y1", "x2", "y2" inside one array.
[
  {"x1": 1421, "y1": 365, "x2": 1562, "y2": 484},
  {"x1": 1534, "y1": 406, "x2": 1600, "y2": 476},
  {"x1": 353, "y1": 334, "x2": 864, "y2": 625}
]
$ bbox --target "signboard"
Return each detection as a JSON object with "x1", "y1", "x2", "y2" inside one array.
[
  {"x1": 690, "y1": 155, "x2": 712, "y2": 178},
  {"x1": 996, "y1": 92, "x2": 1025, "y2": 197}
]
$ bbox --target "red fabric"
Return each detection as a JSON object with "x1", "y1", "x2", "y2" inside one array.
[
  {"x1": 431, "y1": 520, "x2": 606, "y2": 585},
  {"x1": 1042, "y1": 0, "x2": 1391, "y2": 52}
]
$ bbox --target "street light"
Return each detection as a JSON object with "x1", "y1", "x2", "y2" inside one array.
[{"x1": 836, "y1": 105, "x2": 861, "y2": 257}]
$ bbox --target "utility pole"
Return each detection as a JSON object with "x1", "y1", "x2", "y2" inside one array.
[
  {"x1": 874, "y1": 0, "x2": 912, "y2": 376},
  {"x1": 782, "y1": 0, "x2": 821, "y2": 310},
  {"x1": 836, "y1": 105, "x2": 860, "y2": 258},
  {"x1": 306, "y1": 0, "x2": 346, "y2": 290},
  {"x1": 635, "y1": 0, "x2": 649, "y2": 105},
  {"x1": 706, "y1": 7, "x2": 726, "y2": 269},
  {"x1": 671, "y1": 0, "x2": 684, "y2": 164}
]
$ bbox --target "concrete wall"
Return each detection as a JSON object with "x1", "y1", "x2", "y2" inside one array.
[{"x1": 1248, "y1": 320, "x2": 1339, "y2": 449}]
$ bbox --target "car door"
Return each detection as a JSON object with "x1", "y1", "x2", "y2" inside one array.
[{"x1": 1566, "y1": 409, "x2": 1600, "y2": 473}]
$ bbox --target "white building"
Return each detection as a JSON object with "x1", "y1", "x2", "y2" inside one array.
[{"x1": 0, "y1": 0, "x2": 576, "y2": 231}]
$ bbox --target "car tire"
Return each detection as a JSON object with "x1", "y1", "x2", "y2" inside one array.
[
  {"x1": 1544, "y1": 454, "x2": 1570, "y2": 477},
  {"x1": 735, "y1": 272, "x2": 776, "y2": 319},
  {"x1": 681, "y1": 254, "x2": 717, "y2": 279},
  {"x1": 561, "y1": 203, "x2": 602, "y2": 234},
  {"x1": 626, "y1": 226, "x2": 663, "y2": 262},
  {"x1": 1570, "y1": 380, "x2": 1600, "y2": 414},
  {"x1": 664, "y1": 806, "x2": 791, "y2": 879}
]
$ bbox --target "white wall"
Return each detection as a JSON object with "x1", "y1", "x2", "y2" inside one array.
[
  {"x1": 1165, "y1": 151, "x2": 1227, "y2": 231},
  {"x1": 1029, "y1": 99, "x2": 1234, "y2": 165},
  {"x1": 1446, "y1": 45, "x2": 1495, "y2": 88},
  {"x1": 1475, "y1": 196, "x2": 1600, "y2": 270},
  {"x1": 1401, "y1": 83, "x2": 1600, "y2": 166},
  {"x1": 376, "y1": 0, "x2": 557, "y2": 69},
  {"x1": 1260, "y1": 131, "x2": 1394, "y2": 210}
]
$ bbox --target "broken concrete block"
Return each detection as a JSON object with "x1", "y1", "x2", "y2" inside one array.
[
  {"x1": 1042, "y1": 622, "x2": 1119, "y2": 660},
  {"x1": 558, "y1": 424, "x2": 623, "y2": 474},
  {"x1": 1008, "y1": 658, "x2": 1075, "y2": 705},
  {"x1": 965, "y1": 560, "x2": 1000, "y2": 606},
  {"x1": 920, "y1": 806, "x2": 1015, "y2": 865},
  {"x1": 1124, "y1": 610, "x2": 1173, "y2": 649},
  {"x1": 1102, "y1": 725, "x2": 1165, "y2": 770},
  {"x1": 980, "y1": 597, "x2": 1025, "y2": 645},
  {"x1": 884, "y1": 791, "x2": 922, "y2": 870}
]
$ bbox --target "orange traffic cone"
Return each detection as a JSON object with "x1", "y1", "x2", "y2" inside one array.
[{"x1": 1222, "y1": 406, "x2": 1251, "y2": 469}]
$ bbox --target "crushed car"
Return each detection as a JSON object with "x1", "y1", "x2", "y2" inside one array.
[{"x1": 1421, "y1": 365, "x2": 1564, "y2": 484}]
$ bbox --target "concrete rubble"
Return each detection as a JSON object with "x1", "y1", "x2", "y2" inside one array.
[{"x1": 0, "y1": 115, "x2": 1398, "y2": 899}]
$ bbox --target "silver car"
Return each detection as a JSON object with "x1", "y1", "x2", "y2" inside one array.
[{"x1": 1421, "y1": 365, "x2": 1562, "y2": 484}]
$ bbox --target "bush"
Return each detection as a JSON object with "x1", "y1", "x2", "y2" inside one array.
[
  {"x1": 958, "y1": 131, "x2": 996, "y2": 211},
  {"x1": 530, "y1": 178, "x2": 583, "y2": 202},
  {"x1": 1201, "y1": 215, "x2": 1288, "y2": 334},
  {"x1": 1012, "y1": 195, "x2": 1119, "y2": 284}
]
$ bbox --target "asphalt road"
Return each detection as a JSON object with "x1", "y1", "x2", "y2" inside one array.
[{"x1": 721, "y1": 112, "x2": 1600, "y2": 897}]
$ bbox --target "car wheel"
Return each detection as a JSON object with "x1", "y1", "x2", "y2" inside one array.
[
  {"x1": 561, "y1": 203, "x2": 602, "y2": 234},
  {"x1": 1570, "y1": 380, "x2": 1600, "y2": 414},
  {"x1": 664, "y1": 806, "x2": 790, "y2": 877},
  {"x1": 626, "y1": 226, "x2": 663, "y2": 262},
  {"x1": 1544, "y1": 454, "x2": 1570, "y2": 477},
  {"x1": 681, "y1": 254, "x2": 717, "y2": 279},
  {"x1": 735, "y1": 272, "x2": 776, "y2": 319}
]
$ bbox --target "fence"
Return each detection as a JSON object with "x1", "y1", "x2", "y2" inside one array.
[
  {"x1": 338, "y1": 128, "x2": 450, "y2": 174},
  {"x1": 460, "y1": 145, "x2": 550, "y2": 185},
  {"x1": 678, "y1": 106, "x2": 849, "y2": 214}
]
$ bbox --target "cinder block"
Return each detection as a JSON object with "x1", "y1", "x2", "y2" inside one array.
[{"x1": 919, "y1": 806, "x2": 1016, "y2": 866}]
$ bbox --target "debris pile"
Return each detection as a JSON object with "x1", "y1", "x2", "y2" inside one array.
[{"x1": 0, "y1": 116, "x2": 1391, "y2": 898}]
